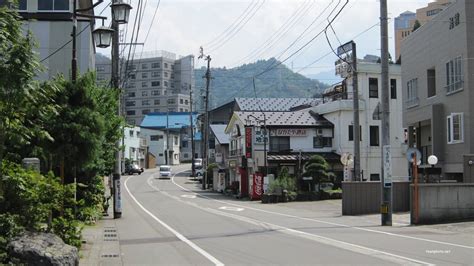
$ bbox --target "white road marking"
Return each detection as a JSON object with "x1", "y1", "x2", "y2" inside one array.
[
  {"x1": 181, "y1": 195, "x2": 197, "y2": 199},
  {"x1": 171, "y1": 170, "x2": 474, "y2": 251},
  {"x1": 144, "y1": 174, "x2": 434, "y2": 265},
  {"x1": 124, "y1": 176, "x2": 224, "y2": 266},
  {"x1": 218, "y1": 206, "x2": 244, "y2": 212}
]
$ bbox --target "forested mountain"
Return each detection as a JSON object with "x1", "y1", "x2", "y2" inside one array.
[{"x1": 194, "y1": 58, "x2": 328, "y2": 108}]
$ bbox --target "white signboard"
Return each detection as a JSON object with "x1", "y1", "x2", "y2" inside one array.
[
  {"x1": 383, "y1": 145, "x2": 392, "y2": 188},
  {"x1": 270, "y1": 129, "x2": 307, "y2": 137},
  {"x1": 114, "y1": 179, "x2": 122, "y2": 212},
  {"x1": 215, "y1": 153, "x2": 223, "y2": 163}
]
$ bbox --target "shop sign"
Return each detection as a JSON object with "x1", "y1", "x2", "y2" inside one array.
[
  {"x1": 245, "y1": 127, "x2": 252, "y2": 158},
  {"x1": 270, "y1": 128, "x2": 307, "y2": 137},
  {"x1": 252, "y1": 173, "x2": 263, "y2": 200}
]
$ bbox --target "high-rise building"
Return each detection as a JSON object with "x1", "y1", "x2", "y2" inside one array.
[
  {"x1": 394, "y1": 0, "x2": 453, "y2": 61},
  {"x1": 96, "y1": 51, "x2": 195, "y2": 126}
]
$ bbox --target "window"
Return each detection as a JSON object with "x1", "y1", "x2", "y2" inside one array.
[
  {"x1": 313, "y1": 136, "x2": 332, "y2": 148},
  {"x1": 126, "y1": 101, "x2": 135, "y2": 107},
  {"x1": 142, "y1": 73, "x2": 148, "y2": 79},
  {"x1": 126, "y1": 110, "x2": 135, "y2": 115},
  {"x1": 370, "y1": 126, "x2": 379, "y2": 146},
  {"x1": 38, "y1": 0, "x2": 69, "y2": 10},
  {"x1": 185, "y1": 109, "x2": 188, "y2": 112},
  {"x1": 18, "y1": 0, "x2": 27, "y2": 10},
  {"x1": 141, "y1": 63, "x2": 148, "y2": 70},
  {"x1": 142, "y1": 100, "x2": 150, "y2": 105},
  {"x1": 447, "y1": 113, "x2": 463, "y2": 144},
  {"x1": 174, "y1": 136, "x2": 178, "y2": 145},
  {"x1": 180, "y1": 99, "x2": 184, "y2": 104},
  {"x1": 182, "y1": 141, "x2": 188, "y2": 148},
  {"x1": 152, "y1": 71, "x2": 160, "y2": 78},
  {"x1": 151, "y1": 62, "x2": 160, "y2": 69},
  {"x1": 164, "y1": 72, "x2": 169, "y2": 78},
  {"x1": 129, "y1": 73, "x2": 136, "y2": 80},
  {"x1": 154, "y1": 99, "x2": 160, "y2": 105},
  {"x1": 446, "y1": 56, "x2": 463, "y2": 94},
  {"x1": 185, "y1": 100, "x2": 189, "y2": 105},
  {"x1": 427, "y1": 68, "x2": 436, "y2": 97},
  {"x1": 369, "y1": 78, "x2": 378, "y2": 98},
  {"x1": 128, "y1": 92, "x2": 135, "y2": 97},
  {"x1": 154, "y1": 109, "x2": 160, "y2": 112},
  {"x1": 142, "y1": 109, "x2": 150, "y2": 115},
  {"x1": 390, "y1": 79, "x2": 397, "y2": 99},
  {"x1": 164, "y1": 63, "x2": 168, "y2": 68},
  {"x1": 270, "y1": 137, "x2": 290, "y2": 152},
  {"x1": 129, "y1": 65, "x2": 137, "y2": 70},
  {"x1": 96, "y1": 66, "x2": 105, "y2": 72},
  {"x1": 142, "y1": 81, "x2": 148, "y2": 88},
  {"x1": 126, "y1": 82, "x2": 135, "y2": 88},
  {"x1": 184, "y1": 153, "x2": 189, "y2": 158},
  {"x1": 150, "y1": 135, "x2": 163, "y2": 141},
  {"x1": 406, "y1": 78, "x2": 418, "y2": 107},
  {"x1": 151, "y1": 81, "x2": 160, "y2": 87},
  {"x1": 348, "y1": 125, "x2": 362, "y2": 141},
  {"x1": 164, "y1": 81, "x2": 168, "y2": 87},
  {"x1": 142, "y1": 91, "x2": 148, "y2": 97},
  {"x1": 152, "y1": 90, "x2": 160, "y2": 96},
  {"x1": 179, "y1": 108, "x2": 183, "y2": 112},
  {"x1": 370, "y1": 174, "x2": 380, "y2": 181},
  {"x1": 167, "y1": 98, "x2": 175, "y2": 104},
  {"x1": 129, "y1": 130, "x2": 134, "y2": 137}
]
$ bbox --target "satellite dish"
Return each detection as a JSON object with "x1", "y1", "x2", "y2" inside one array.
[
  {"x1": 340, "y1": 153, "x2": 354, "y2": 166},
  {"x1": 406, "y1": 148, "x2": 422, "y2": 165}
]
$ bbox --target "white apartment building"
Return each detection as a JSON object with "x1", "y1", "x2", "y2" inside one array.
[
  {"x1": 312, "y1": 60, "x2": 408, "y2": 181},
  {"x1": 140, "y1": 128, "x2": 180, "y2": 166},
  {"x1": 96, "y1": 51, "x2": 195, "y2": 126},
  {"x1": 11, "y1": 0, "x2": 96, "y2": 81},
  {"x1": 123, "y1": 126, "x2": 146, "y2": 168}
]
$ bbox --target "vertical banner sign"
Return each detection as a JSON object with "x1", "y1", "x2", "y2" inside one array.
[
  {"x1": 114, "y1": 175, "x2": 122, "y2": 216},
  {"x1": 383, "y1": 145, "x2": 392, "y2": 187},
  {"x1": 252, "y1": 173, "x2": 263, "y2": 200},
  {"x1": 245, "y1": 127, "x2": 252, "y2": 158}
]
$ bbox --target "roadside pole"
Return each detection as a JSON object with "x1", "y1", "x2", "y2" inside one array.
[
  {"x1": 380, "y1": 0, "x2": 392, "y2": 226},
  {"x1": 189, "y1": 86, "x2": 196, "y2": 177},
  {"x1": 352, "y1": 42, "x2": 360, "y2": 181},
  {"x1": 199, "y1": 47, "x2": 211, "y2": 190}
]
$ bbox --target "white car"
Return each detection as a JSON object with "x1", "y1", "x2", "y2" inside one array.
[
  {"x1": 158, "y1": 165, "x2": 172, "y2": 179},
  {"x1": 195, "y1": 167, "x2": 204, "y2": 182}
]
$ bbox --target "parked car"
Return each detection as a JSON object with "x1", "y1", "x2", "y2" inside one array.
[
  {"x1": 158, "y1": 165, "x2": 172, "y2": 179},
  {"x1": 125, "y1": 164, "x2": 144, "y2": 175},
  {"x1": 195, "y1": 167, "x2": 204, "y2": 182},
  {"x1": 193, "y1": 158, "x2": 203, "y2": 168}
]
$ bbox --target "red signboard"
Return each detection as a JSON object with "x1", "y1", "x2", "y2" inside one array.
[
  {"x1": 245, "y1": 127, "x2": 252, "y2": 158},
  {"x1": 251, "y1": 173, "x2": 263, "y2": 200}
]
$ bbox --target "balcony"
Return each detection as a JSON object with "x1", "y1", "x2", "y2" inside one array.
[
  {"x1": 230, "y1": 149, "x2": 242, "y2": 157},
  {"x1": 405, "y1": 97, "x2": 419, "y2": 109},
  {"x1": 446, "y1": 80, "x2": 463, "y2": 95}
]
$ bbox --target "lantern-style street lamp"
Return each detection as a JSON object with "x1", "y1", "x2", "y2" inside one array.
[
  {"x1": 92, "y1": 26, "x2": 114, "y2": 48},
  {"x1": 111, "y1": 1, "x2": 132, "y2": 24}
]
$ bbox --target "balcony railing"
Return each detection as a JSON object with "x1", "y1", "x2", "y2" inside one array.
[
  {"x1": 230, "y1": 149, "x2": 242, "y2": 157},
  {"x1": 446, "y1": 80, "x2": 463, "y2": 95},
  {"x1": 405, "y1": 97, "x2": 419, "y2": 108}
]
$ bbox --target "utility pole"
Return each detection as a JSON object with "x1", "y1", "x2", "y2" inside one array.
[
  {"x1": 380, "y1": 0, "x2": 392, "y2": 226},
  {"x1": 71, "y1": 0, "x2": 77, "y2": 82},
  {"x1": 111, "y1": 0, "x2": 122, "y2": 219},
  {"x1": 199, "y1": 47, "x2": 211, "y2": 190},
  {"x1": 352, "y1": 42, "x2": 361, "y2": 181},
  {"x1": 189, "y1": 85, "x2": 196, "y2": 177},
  {"x1": 166, "y1": 102, "x2": 169, "y2": 165}
]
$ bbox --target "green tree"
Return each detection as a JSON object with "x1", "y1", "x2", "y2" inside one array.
[
  {"x1": 413, "y1": 20, "x2": 421, "y2": 31},
  {"x1": 303, "y1": 155, "x2": 331, "y2": 191},
  {"x1": 0, "y1": 7, "x2": 53, "y2": 164}
]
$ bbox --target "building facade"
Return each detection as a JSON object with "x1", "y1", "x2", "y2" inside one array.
[
  {"x1": 401, "y1": 0, "x2": 474, "y2": 182},
  {"x1": 313, "y1": 61, "x2": 408, "y2": 181},
  {"x1": 123, "y1": 126, "x2": 146, "y2": 168},
  {"x1": 394, "y1": 0, "x2": 453, "y2": 60},
  {"x1": 9, "y1": 0, "x2": 96, "y2": 81}
]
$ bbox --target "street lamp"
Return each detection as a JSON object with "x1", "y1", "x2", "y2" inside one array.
[
  {"x1": 92, "y1": 26, "x2": 114, "y2": 48},
  {"x1": 111, "y1": 1, "x2": 132, "y2": 24},
  {"x1": 428, "y1": 155, "x2": 438, "y2": 167}
]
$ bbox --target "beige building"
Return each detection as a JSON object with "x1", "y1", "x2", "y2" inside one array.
[{"x1": 394, "y1": 0, "x2": 453, "y2": 61}]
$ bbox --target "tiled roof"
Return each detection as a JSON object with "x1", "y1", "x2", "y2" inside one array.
[
  {"x1": 234, "y1": 108, "x2": 332, "y2": 127},
  {"x1": 210, "y1": 125, "x2": 230, "y2": 144},
  {"x1": 235, "y1": 98, "x2": 320, "y2": 112},
  {"x1": 141, "y1": 112, "x2": 198, "y2": 129}
]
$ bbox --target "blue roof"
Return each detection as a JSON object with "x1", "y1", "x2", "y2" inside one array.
[{"x1": 141, "y1": 112, "x2": 198, "y2": 129}]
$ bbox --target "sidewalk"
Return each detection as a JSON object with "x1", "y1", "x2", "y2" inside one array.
[{"x1": 79, "y1": 207, "x2": 122, "y2": 266}]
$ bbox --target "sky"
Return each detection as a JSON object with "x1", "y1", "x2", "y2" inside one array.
[{"x1": 96, "y1": 0, "x2": 432, "y2": 82}]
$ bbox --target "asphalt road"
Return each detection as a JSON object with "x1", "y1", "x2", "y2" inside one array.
[{"x1": 116, "y1": 164, "x2": 474, "y2": 265}]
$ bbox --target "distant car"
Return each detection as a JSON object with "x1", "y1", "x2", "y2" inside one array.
[
  {"x1": 315, "y1": 182, "x2": 334, "y2": 192},
  {"x1": 126, "y1": 164, "x2": 144, "y2": 175},
  {"x1": 158, "y1": 165, "x2": 172, "y2": 179},
  {"x1": 193, "y1": 158, "x2": 203, "y2": 168}
]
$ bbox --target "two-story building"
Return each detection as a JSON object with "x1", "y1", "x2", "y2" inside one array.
[
  {"x1": 401, "y1": 0, "x2": 474, "y2": 182},
  {"x1": 225, "y1": 108, "x2": 339, "y2": 198},
  {"x1": 123, "y1": 126, "x2": 146, "y2": 169},
  {"x1": 312, "y1": 60, "x2": 408, "y2": 181}
]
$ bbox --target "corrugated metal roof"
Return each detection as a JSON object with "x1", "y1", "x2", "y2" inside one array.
[
  {"x1": 140, "y1": 112, "x2": 198, "y2": 129},
  {"x1": 234, "y1": 108, "x2": 332, "y2": 127},
  {"x1": 235, "y1": 98, "x2": 320, "y2": 112},
  {"x1": 210, "y1": 125, "x2": 230, "y2": 144}
]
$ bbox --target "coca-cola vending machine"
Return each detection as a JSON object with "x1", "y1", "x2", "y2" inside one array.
[{"x1": 251, "y1": 172, "x2": 263, "y2": 200}]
